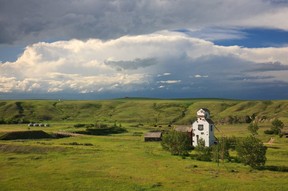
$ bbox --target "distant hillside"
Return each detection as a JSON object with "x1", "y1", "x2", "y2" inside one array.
[{"x1": 0, "y1": 99, "x2": 287, "y2": 125}]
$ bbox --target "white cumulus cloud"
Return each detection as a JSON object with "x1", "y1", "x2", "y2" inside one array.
[{"x1": 0, "y1": 31, "x2": 288, "y2": 98}]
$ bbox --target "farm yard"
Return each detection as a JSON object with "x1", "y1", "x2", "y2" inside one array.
[{"x1": 0, "y1": 99, "x2": 288, "y2": 191}]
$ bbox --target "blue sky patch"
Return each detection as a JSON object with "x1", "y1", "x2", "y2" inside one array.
[{"x1": 213, "y1": 28, "x2": 288, "y2": 48}]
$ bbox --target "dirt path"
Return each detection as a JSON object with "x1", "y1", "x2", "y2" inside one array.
[
  {"x1": 267, "y1": 137, "x2": 274, "y2": 144},
  {"x1": 54, "y1": 131, "x2": 84, "y2": 137}
]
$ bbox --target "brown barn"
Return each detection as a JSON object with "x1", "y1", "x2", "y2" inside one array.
[{"x1": 144, "y1": 132, "x2": 162, "y2": 142}]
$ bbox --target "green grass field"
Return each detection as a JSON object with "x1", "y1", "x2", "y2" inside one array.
[{"x1": 0, "y1": 99, "x2": 288, "y2": 190}]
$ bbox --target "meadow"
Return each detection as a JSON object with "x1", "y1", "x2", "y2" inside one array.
[{"x1": 0, "y1": 99, "x2": 288, "y2": 191}]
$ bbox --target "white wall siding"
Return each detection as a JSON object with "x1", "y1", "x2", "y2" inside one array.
[{"x1": 192, "y1": 109, "x2": 215, "y2": 147}]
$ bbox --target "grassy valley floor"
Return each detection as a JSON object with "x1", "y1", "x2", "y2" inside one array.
[{"x1": 1, "y1": 123, "x2": 288, "y2": 191}]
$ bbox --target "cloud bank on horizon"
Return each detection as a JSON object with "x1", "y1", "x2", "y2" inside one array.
[{"x1": 0, "y1": 0, "x2": 288, "y2": 99}]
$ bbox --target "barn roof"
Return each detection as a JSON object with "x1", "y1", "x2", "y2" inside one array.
[
  {"x1": 175, "y1": 125, "x2": 192, "y2": 132},
  {"x1": 144, "y1": 132, "x2": 162, "y2": 138}
]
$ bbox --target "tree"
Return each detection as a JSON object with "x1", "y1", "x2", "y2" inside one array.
[
  {"x1": 271, "y1": 118, "x2": 284, "y2": 135},
  {"x1": 247, "y1": 122, "x2": 259, "y2": 136},
  {"x1": 194, "y1": 139, "x2": 212, "y2": 161},
  {"x1": 161, "y1": 130, "x2": 192, "y2": 156},
  {"x1": 236, "y1": 136, "x2": 267, "y2": 169},
  {"x1": 212, "y1": 137, "x2": 231, "y2": 162}
]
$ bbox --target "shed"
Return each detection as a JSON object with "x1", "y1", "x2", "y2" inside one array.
[{"x1": 144, "y1": 132, "x2": 162, "y2": 142}]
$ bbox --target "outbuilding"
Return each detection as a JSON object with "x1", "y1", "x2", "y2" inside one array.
[{"x1": 144, "y1": 132, "x2": 162, "y2": 142}]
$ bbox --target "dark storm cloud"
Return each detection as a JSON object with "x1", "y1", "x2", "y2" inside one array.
[
  {"x1": 1, "y1": 0, "x2": 288, "y2": 45},
  {"x1": 152, "y1": 54, "x2": 287, "y2": 99},
  {"x1": 246, "y1": 61, "x2": 288, "y2": 72},
  {"x1": 228, "y1": 75, "x2": 274, "y2": 81},
  {"x1": 265, "y1": 0, "x2": 288, "y2": 5},
  {"x1": 0, "y1": 0, "x2": 161, "y2": 43}
]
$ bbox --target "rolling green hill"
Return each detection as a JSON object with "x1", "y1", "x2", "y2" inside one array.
[{"x1": 0, "y1": 99, "x2": 288, "y2": 125}]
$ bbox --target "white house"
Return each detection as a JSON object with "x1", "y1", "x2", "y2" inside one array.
[{"x1": 192, "y1": 108, "x2": 216, "y2": 147}]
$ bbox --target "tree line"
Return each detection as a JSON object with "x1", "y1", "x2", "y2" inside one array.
[{"x1": 161, "y1": 118, "x2": 285, "y2": 169}]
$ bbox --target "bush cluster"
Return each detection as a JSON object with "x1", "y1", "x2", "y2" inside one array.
[
  {"x1": 74, "y1": 123, "x2": 126, "y2": 135},
  {"x1": 0, "y1": 117, "x2": 30, "y2": 124},
  {"x1": 161, "y1": 131, "x2": 267, "y2": 169},
  {"x1": 264, "y1": 118, "x2": 284, "y2": 136},
  {"x1": 161, "y1": 130, "x2": 192, "y2": 156},
  {"x1": 218, "y1": 115, "x2": 254, "y2": 124}
]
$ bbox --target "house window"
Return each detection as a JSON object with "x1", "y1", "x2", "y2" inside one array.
[{"x1": 198, "y1": 124, "x2": 204, "y2": 131}]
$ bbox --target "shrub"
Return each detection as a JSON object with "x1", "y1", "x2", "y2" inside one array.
[
  {"x1": 74, "y1": 123, "x2": 127, "y2": 136},
  {"x1": 161, "y1": 130, "x2": 192, "y2": 156},
  {"x1": 264, "y1": 119, "x2": 285, "y2": 136},
  {"x1": 73, "y1": 123, "x2": 95, "y2": 128},
  {"x1": 264, "y1": 130, "x2": 274, "y2": 135},
  {"x1": 74, "y1": 124, "x2": 86, "y2": 128},
  {"x1": 194, "y1": 139, "x2": 212, "y2": 161},
  {"x1": 5, "y1": 118, "x2": 20, "y2": 124},
  {"x1": 247, "y1": 122, "x2": 259, "y2": 136},
  {"x1": 226, "y1": 136, "x2": 238, "y2": 150},
  {"x1": 212, "y1": 137, "x2": 231, "y2": 162},
  {"x1": 236, "y1": 136, "x2": 267, "y2": 169},
  {"x1": 271, "y1": 118, "x2": 284, "y2": 135},
  {"x1": 37, "y1": 114, "x2": 52, "y2": 121},
  {"x1": 0, "y1": 118, "x2": 6, "y2": 124},
  {"x1": 84, "y1": 126, "x2": 127, "y2": 135}
]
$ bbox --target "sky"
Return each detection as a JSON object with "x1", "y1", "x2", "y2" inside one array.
[{"x1": 1, "y1": 0, "x2": 288, "y2": 100}]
